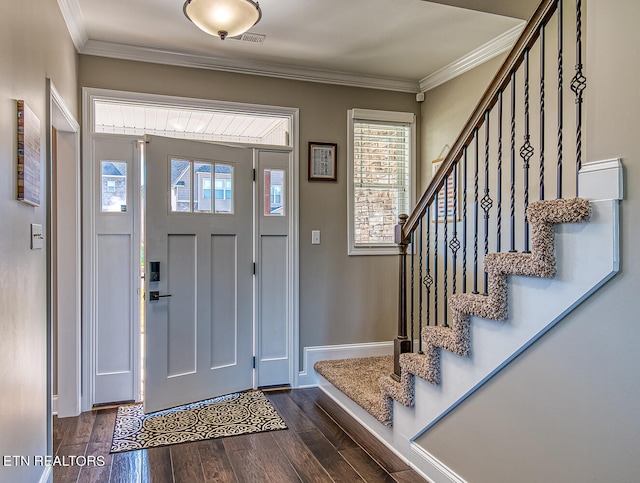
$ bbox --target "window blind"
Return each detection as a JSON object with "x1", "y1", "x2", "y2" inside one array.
[{"x1": 353, "y1": 120, "x2": 410, "y2": 246}]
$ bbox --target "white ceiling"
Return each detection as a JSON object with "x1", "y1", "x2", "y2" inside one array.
[{"x1": 60, "y1": 0, "x2": 526, "y2": 92}]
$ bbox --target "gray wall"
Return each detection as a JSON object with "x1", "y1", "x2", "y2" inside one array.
[
  {"x1": 415, "y1": 0, "x2": 640, "y2": 481},
  {"x1": 0, "y1": 1, "x2": 78, "y2": 481},
  {"x1": 78, "y1": 57, "x2": 420, "y2": 364},
  {"x1": 420, "y1": 54, "x2": 506, "y2": 191}
]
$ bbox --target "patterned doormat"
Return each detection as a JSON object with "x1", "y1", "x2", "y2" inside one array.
[{"x1": 110, "y1": 391, "x2": 287, "y2": 453}]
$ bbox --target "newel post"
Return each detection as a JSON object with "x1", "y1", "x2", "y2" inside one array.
[{"x1": 392, "y1": 214, "x2": 412, "y2": 381}]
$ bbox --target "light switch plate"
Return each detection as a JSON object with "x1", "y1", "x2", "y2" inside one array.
[
  {"x1": 31, "y1": 224, "x2": 43, "y2": 250},
  {"x1": 311, "y1": 230, "x2": 321, "y2": 245}
]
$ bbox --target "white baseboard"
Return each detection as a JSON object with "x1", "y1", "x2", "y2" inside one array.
[
  {"x1": 317, "y1": 380, "x2": 440, "y2": 483},
  {"x1": 410, "y1": 444, "x2": 467, "y2": 483},
  {"x1": 39, "y1": 466, "x2": 52, "y2": 483},
  {"x1": 52, "y1": 395, "x2": 58, "y2": 416},
  {"x1": 297, "y1": 341, "x2": 393, "y2": 387}
]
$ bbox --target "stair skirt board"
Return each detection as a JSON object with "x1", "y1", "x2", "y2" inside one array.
[{"x1": 314, "y1": 198, "x2": 619, "y2": 430}]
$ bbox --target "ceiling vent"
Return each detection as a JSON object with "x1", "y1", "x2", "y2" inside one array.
[{"x1": 229, "y1": 32, "x2": 266, "y2": 44}]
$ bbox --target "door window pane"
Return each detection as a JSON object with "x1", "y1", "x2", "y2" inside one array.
[
  {"x1": 169, "y1": 159, "x2": 235, "y2": 214},
  {"x1": 214, "y1": 164, "x2": 234, "y2": 214},
  {"x1": 194, "y1": 162, "x2": 213, "y2": 213},
  {"x1": 101, "y1": 161, "x2": 127, "y2": 212},
  {"x1": 170, "y1": 159, "x2": 191, "y2": 212},
  {"x1": 264, "y1": 169, "x2": 285, "y2": 216}
]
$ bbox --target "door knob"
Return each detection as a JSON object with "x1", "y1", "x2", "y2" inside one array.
[{"x1": 149, "y1": 291, "x2": 172, "y2": 301}]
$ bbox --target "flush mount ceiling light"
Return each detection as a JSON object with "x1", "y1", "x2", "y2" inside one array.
[{"x1": 184, "y1": 0, "x2": 262, "y2": 40}]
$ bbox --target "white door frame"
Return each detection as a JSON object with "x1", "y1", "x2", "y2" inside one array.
[
  {"x1": 47, "y1": 79, "x2": 81, "y2": 422},
  {"x1": 81, "y1": 88, "x2": 300, "y2": 411}
]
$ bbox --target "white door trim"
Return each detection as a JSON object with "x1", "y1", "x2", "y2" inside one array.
[
  {"x1": 81, "y1": 88, "x2": 300, "y2": 410},
  {"x1": 47, "y1": 79, "x2": 81, "y2": 421}
]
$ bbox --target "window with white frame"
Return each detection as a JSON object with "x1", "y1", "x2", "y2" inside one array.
[{"x1": 347, "y1": 109, "x2": 415, "y2": 255}]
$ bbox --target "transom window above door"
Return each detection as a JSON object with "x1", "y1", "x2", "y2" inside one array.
[
  {"x1": 170, "y1": 159, "x2": 234, "y2": 214},
  {"x1": 93, "y1": 100, "x2": 291, "y2": 146}
]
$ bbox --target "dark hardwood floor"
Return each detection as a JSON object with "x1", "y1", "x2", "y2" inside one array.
[{"x1": 53, "y1": 388, "x2": 425, "y2": 483}]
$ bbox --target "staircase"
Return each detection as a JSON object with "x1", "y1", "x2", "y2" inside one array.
[
  {"x1": 315, "y1": 195, "x2": 618, "y2": 479},
  {"x1": 376, "y1": 197, "x2": 590, "y2": 423},
  {"x1": 314, "y1": 0, "x2": 621, "y2": 479}
]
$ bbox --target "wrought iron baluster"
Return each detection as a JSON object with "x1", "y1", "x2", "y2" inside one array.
[
  {"x1": 434, "y1": 192, "x2": 439, "y2": 326},
  {"x1": 450, "y1": 162, "x2": 460, "y2": 296},
  {"x1": 497, "y1": 91, "x2": 503, "y2": 252},
  {"x1": 443, "y1": 174, "x2": 449, "y2": 327},
  {"x1": 473, "y1": 129, "x2": 479, "y2": 294},
  {"x1": 482, "y1": 112, "x2": 493, "y2": 295},
  {"x1": 424, "y1": 206, "x2": 432, "y2": 328},
  {"x1": 557, "y1": 0, "x2": 564, "y2": 199},
  {"x1": 571, "y1": 0, "x2": 586, "y2": 196},
  {"x1": 520, "y1": 49, "x2": 533, "y2": 253},
  {"x1": 510, "y1": 72, "x2": 517, "y2": 253},
  {"x1": 462, "y1": 148, "x2": 468, "y2": 294},
  {"x1": 418, "y1": 217, "x2": 423, "y2": 353},
  {"x1": 540, "y1": 24, "x2": 546, "y2": 201},
  {"x1": 410, "y1": 230, "x2": 415, "y2": 352}
]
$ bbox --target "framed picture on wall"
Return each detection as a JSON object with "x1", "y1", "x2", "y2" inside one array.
[
  {"x1": 431, "y1": 157, "x2": 460, "y2": 222},
  {"x1": 17, "y1": 100, "x2": 41, "y2": 206},
  {"x1": 308, "y1": 142, "x2": 337, "y2": 181}
]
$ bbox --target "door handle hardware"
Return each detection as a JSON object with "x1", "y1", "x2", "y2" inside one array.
[{"x1": 149, "y1": 291, "x2": 172, "y2": 301}]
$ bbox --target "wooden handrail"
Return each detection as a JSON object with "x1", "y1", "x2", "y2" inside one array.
[{"x1": 402, "y1": 0, "x2": 558, "y2": 240}]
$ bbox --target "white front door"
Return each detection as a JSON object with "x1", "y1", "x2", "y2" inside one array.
[{"x1": 144, "y1": 135, "x2": 254, "y2": 413}]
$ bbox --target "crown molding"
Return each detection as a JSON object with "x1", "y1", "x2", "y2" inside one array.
[
  {"x1": 57, "y1": 0, "x2": 88, "y2": 50},
  {"x1": 80, "y1": 40, "x2": 421, "y2": 93},
  {"x1": 59, "y1": 0, "x2": 521, "y2": 95},
  {"x1": 419, "y1": 22, "x2": 525, "y2": 92}
]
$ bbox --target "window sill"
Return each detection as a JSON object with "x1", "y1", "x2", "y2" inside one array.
[{"x1": 348, "y1": 246, "x2": 399, "y2": 256}]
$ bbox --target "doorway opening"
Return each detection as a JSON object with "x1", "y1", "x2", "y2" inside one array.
[
  {"x1": 48, "y1": 80, "x2": 81, "y2": 427},
  {"x1": 80, "y1": 89, "x2": 299, "y2": 412}
]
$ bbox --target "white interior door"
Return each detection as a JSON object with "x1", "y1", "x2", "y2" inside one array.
[{"x1": 144, "y1": 135, "x2": 254, "y2": 414}]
